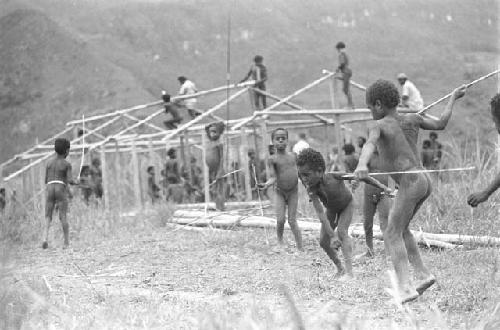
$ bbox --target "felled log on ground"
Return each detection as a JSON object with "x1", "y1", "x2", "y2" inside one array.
[
  {"x1": 169, "y1": 211, "x2": 457, "y2": 249},
  {"x1": 349, "y1": 223, "x2": 500, "y2": 247},
  {"x1": 175, "y1": 200, "x2": 271, "y2": 210}
]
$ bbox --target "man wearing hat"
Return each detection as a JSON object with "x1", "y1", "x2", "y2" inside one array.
[{"x1": 397, "y1": 73, "x2": 424, "y2": 110}]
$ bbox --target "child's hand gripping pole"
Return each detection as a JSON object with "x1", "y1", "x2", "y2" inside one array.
[{"x1": 330, "y1": 171, "x2": 396, "y2": 198}]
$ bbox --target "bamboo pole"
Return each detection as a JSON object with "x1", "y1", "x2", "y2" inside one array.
[
  {"x1": 232, "y1": 71, "x2": 336, "y2": 130},
  {"x1": 418, "y1": 69, "x2": 500, "y2": 114},
  {"x1": 201, "y1": 131, "x2": 210, "y2": 207},
  {"x1": 240, "y1": 130, "x2": 252, "y2": 201},
  {"x1": 100, "y1": 146, "x2": 110, "y2": 212},
  {"x1": 4, "y1": 116, "x2": 121, "y2": 182},
  {"x1": 179, "y1": 136, "x2": 186, "y2": 177},
  {"x1": 162, "y1": 87, "x2": 250, "y2": 141},
  {"x1": 184, "y1": 131, "x2": 192, "y2": 184},
  {"x1": 322, "y1": 69, "x2": 367, "y2": 91},
  {"x1": 252, "y1": 87, "x2": 331, "y2": 124},
  {"x1": 260, "y1": 120, "x2": 270, "y2": 180},
  {"x1": 334, "y1": 114, "x2": 343, "y2": 165},
  {"x1": 131, "y1": 140, "x2": 142, "y2": 209},
  {"x1": 122, "y1": 113, "x2": 167, "y2": 133},
  {"x1": 114, "y1": 141, "x2": 123, "y2": 216},
  {"x1": 66, "y1": 81, "x2": 256, "y2": 126},
  {"x1": 29, "y1": 160, "x2": 37, "y2": 213},
  {"x1": 0, "y1": 126, "x2": 73, "y2": 169}
]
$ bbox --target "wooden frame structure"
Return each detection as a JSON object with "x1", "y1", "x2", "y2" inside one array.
[{"x1": 0, "y1": 71, "x2": 421, "y2": 214}]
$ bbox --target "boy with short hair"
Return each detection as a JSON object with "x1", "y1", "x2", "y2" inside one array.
[
  {"x1": 147, "y1": 166, "x2": 161, "y2": 204},
  {"x1": 205, "y1": 122, "x2": 226, "y2": 210},
  {"x1": 297, "y1": 148, "x2": 355, "y2": 278},
  {"x1": 342, "y1": 143, "x2": 358, "y2": 172},
  {"x1": 468, "y1": 93, "x2": 500, "y2": 206},
  {"x1": 165, "y1": 148, "x2": 183, "y2": 203},
  {"x1": 43, "y1": 138, "x2": 77, "y2": 249},
  {"x1": 260, "y1": 128, "x2": 303, "y2": 251},
  {"x1": 354, "y1": 80, "x2": 437, "y2": 303},
  {"x1": 162, "y1": 91, "x2": 183, "y2": 129},
  {"x1": 90, "y1": 157, "x2": 103, "y2": 200}
]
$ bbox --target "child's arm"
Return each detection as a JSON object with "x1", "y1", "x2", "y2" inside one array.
[
  {"x1": 310, "y1": 195, "x2": 336, "y2": 237},
  {"x1": 66, "y1": 163, "x2": 78, "y2": 185},
  {"x1": 467, "y1": 171, "x2": 500, "y2": 207},
  {"x1": 354, "y1": 124, "x2": 380, "y2": 179},
  {"x1": 239, "y1": 67, "x2": 252, "y2": 83},
  {"x1": 260, "y1": 157, "x2": 276, "y2": 189},
  {"x1": 418, "y1": 85, "x2": 466, "y2": 130}
]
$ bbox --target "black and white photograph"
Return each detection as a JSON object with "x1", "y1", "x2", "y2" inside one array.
[{"x1": 0, "y1": 0, "x2": 499, "y2": 328}]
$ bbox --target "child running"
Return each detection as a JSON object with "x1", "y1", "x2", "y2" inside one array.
[
  {"x1": 297, "y1": 148, "x2": 355, "y2": 278},
  {"x1": 354, "y1": 80, "x2": 437, "y2": 303},
  {"x1": 468, "y1": 93, "x2": 500, "y2": 206},
  {"x1": 260, "y1": 128, "x2": 303, "y2": 251},
  {"x1": 43, "y1": 138, "x2": 77, "y2": 249}
]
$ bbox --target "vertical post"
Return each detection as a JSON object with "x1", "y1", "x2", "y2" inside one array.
[
  {"x1": 29, "y1": 160, "x2": 37, "y2": 213},
  {"x1": 22, "y1": 170, "x2": 28, "y2": 204},
  {"x1": 114, "y1": 141, "x2": 123, "y2": 217},
  {"x1": 497, "y1": 62, "x2": 500, "y2": 171},
  {"x1": 334, "y1": 114, "x2": 343, "y2": 165},
  {"x1": 201, "y1": 131, "x2": 210, "y2": 206},
  {"x1": 179, "y1": 135, "x2": 186, "y2": 176},
  {"x1": 38, "y1": 159, "x2": 45, "y2": 213},
  {"x1": 323, "y1": 124, "x2": 329, "y2": 157},
  {"x1": 240, "y1": 129, "x2": 252, "y2": 201},
  {"x1": 328, "y1": 76, "x2": 337, "y2": 109},
  {"x1": 184, "y1": 131, "x2": 192, "y2": 184},
  {"x1": 259, "y1": 120, "x2": 270, "y2": 180},
  {"x1": 100, "y1": 145, "x2": 110, "y2": 212},
  {"x1": 131, "y1": 140, "x2": 142, "y2": 209}
]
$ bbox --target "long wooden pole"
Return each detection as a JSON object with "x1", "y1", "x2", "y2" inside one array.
[
  {"x1": 322, "y1": 69, "x2": 366, "y2": 91},
  {"x1": 419, "y1": 69, "x2": 500, "y2": 114},
  {"x1": 131, "y1": 140, "x2": 142, "y2": 209},
  {"x1": 184, "y1": 131, "x2": 192, "y2": 184},
  {"x1": 260, "y1": 120, "x2": 270, "y2": 180},
  {"x1": 100, "y1": 145, "x2": 110, "y2": 212},
  {"x1": 240, "y1": 129, "x2": 252, "y2": 201},
  {"x1": 201, "y1": 132, "x2": 210, "y2": 207},
  {"x1": 114, "y1": 141, "x2": 123, "y2": 217},
  {"x1": 232, "y1": 71, "x2": 336, "y2": 130},
  {"x1": 65, "y1": 81, "x2": 256, "y2": 126},
  {"x1": 29, "y1": 160, "x2": 37, "y2": 213}
]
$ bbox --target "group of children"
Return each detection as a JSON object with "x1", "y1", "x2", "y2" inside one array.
[
  {"x1": 257, "y1": 80, "x2": 472, "y2": 304},
  {"x1": 37, "y1": 76, "x2": 500, "y2": 305}
]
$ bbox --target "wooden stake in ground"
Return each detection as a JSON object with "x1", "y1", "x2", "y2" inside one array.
[
  {"x1": 114, "y1": 141, "x2": 123, "y2": 217},
  {"x1": 240, "y1": 129, "x2": 252, "y2": 202},
  {"x1": 131, "y1": 140, "x2": 142, "y2": 209},
  {"x1": 201, "y1": 131, "x2": 210, "y2": 214},
  {"x1": 100, "y1": 145, "x2": 110, "y2": 212}
]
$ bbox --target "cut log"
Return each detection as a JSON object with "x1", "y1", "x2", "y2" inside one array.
[{"x1": 175, "y1": 200, "x2": 271, "y2": 210}]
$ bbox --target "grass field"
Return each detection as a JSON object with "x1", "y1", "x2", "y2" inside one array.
[{"x1": 1, "y1": 173, "x2": 500, "y2": 329}]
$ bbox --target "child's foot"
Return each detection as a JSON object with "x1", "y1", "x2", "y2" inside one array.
[
  {"x1": 42, "y1": 241, "x2": 48, "y2": 249},
  {"x1": 354, "y1": 250, "x2": 374, "y2": 261},
  {"x1": 399, "y1": 288, "x2": 420, "y2": 304},
  {"x1": 416, "y1": 274, "x2": 436, "y2": 295}
]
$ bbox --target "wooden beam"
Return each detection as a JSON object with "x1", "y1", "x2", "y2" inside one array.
[
  {"x1": 201, "y1": 131, "x2": 210, "y2": 207},
  {"x1": 240, "y1": 130, "x2": 252, "y2": 201},
  {"x1": 122, "y1": 113, "x2": 167, "y2": 133},
  {"x1": 114, "y1": 141, "x2": 123, "y2": 216},
  {"x1": 232, "y1": 72, "x2": 336, "y2": 130},
  {"x1": 100, "y1": 146, "x2": 110, "y2": 212},
  {"x1": 131, "y1": 140, "x2": 142, "y2": 209}
]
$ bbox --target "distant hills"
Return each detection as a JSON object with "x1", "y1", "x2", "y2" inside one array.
[{"x1": 0, "y1": 0, "x2": 498, "y2": 161}]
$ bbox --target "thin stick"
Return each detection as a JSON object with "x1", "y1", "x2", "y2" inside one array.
[
  {"x1": 77, "y1": 114, "x2": 85, "y2": 181},
  {"x1": 419, "y1": 69, "x2": 500, "y2": 114},
  {"x1": 209, "y1": 169, "x2": 242, "y2": 186},
  {"x1": 251, "y1": 164, "x2": 264, "y2": 216},
  {"x1": 336, "y1": 166, "x2": 475, "y2": 178}
]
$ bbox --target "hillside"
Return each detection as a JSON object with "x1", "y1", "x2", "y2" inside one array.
[{"x1": 0, "y1": 0, "x2": 498, "y2": 161}]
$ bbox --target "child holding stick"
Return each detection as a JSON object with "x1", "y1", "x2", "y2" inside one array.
[{"x1": 260, "y1": 128, "x2": 303, "y2": 251}]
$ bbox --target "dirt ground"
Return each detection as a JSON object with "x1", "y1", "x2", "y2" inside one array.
[{"x1": 5, "y1": 216, "x2": 500, "y2": 330}]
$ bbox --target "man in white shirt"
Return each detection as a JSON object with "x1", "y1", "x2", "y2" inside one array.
[
  {"x1": 177, "y1": 76, "x2": 200, "y2": 119},
  {"x1": 292, "y1": 133, "x2": 310, "y2": 155},
  {"x1": 397, "y1": 73, "x2": 424, "y2": 111}
]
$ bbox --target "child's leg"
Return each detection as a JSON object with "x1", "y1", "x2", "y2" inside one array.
[
  {"x1": 377, "y1": 195, "x2": 391, "y2": 258},
  {"x1": 319, "y1": 215, "x2": 344, "y2": 275},
  {"x1": 403, "y1": 175, "x2": 435, "y2": 293},
  {"x1": 343, "y1": 74, "x2": 354, "y2": 107},
  {"x1": 384, "y1": 173, "x2": 428, "y2": 302},
  {"x1": 43, "y1": 187, "x2": 55, "y2": 249},
  {"x1": 57, "y1": 197, "x2": 69, "y2": 247},
  {"x1": 337, "y1": 200, "x2": 354, "y2": 276},
  {"x1": 362, "y1": 188, "x2": 377, "y2": 256},
  {"x1": 274, "y1": 190, "x2": 286, "y2": 244},
  {"x1": 287, "y1": 187, "x2": 303, "y2": 250},
  {"x1": 215, "y1": 180, "x2": 226, "y2": 210}
]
